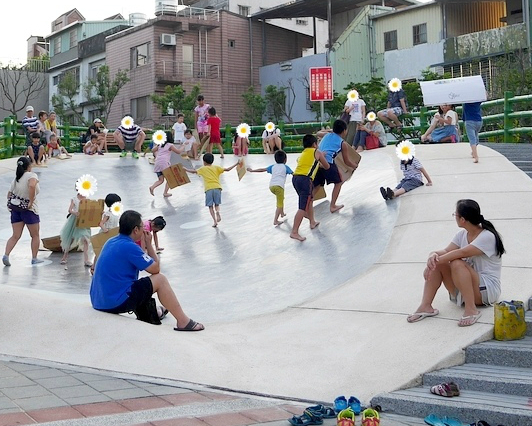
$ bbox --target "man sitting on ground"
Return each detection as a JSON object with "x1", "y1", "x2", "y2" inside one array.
[{"x1": 90, "y1": 210, "x2": 204, "y2": 331}]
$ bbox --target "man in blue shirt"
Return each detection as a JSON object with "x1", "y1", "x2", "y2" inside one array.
[
  {"x1": 314, "y1": 120, "x2": 358, "y2": 213},
  {"x1": 90, "y1": 210, "x2": 204, "y2": 331}
]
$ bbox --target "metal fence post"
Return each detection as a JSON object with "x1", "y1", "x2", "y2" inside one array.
[
  {"x1": 419, "y1": 106, "x2": 428, "y2": 140},
  {"x1": 64, "y1": 123, "x2": 71, "y2": 150},
  {"x1": 504, "y1": 91, "x2": 513, "y2": 142}
]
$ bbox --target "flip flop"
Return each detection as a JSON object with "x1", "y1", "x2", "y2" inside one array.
[
  {"x1": 458, "y1": 312, "x2": 482, "y2": 327},
  {"x1": 334, "y1": 396, "x2": 348, "y2": 413},
  {"x1": 424, "y1": 414, "x2": 446, "y2": 426},
  {"x1": 174, "y1": 319, "x2": 205, "y2": 332},
  {"x1": 407, "y1": 309, "x2": 439, "y2": 323},
  {"x1": 441, "y1": 416, "x2": 463, "y2": 426},
  {"x1": 306, "y1": 404, "x2": 336, "y2": 419}
]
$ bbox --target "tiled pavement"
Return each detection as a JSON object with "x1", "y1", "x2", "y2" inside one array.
[
  {"x1": 0, "y1": 358, "x2": 420, "y2": 426},
  {"x1": 0, "y1": 358, "x2": 309, "y2": 426}
]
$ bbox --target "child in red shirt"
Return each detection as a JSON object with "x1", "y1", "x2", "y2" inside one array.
[{"x1": 206, "y1": 107, "x2": 224, "y2": 158}]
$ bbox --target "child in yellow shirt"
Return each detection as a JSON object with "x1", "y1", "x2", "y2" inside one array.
[{"x1": 185, "y1": 153, "x2": 238, "y2": 227}]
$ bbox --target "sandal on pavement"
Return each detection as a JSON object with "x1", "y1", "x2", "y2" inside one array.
[
  {"x1": 347, "y1": 396, "x2": 361, "y2": 415},
  {"x1": 288, "y1": 410, "x2": 323, "y2": 425},
  {"x1": 441, "y1": 416, "x2": 463, "y2": 426},
  {"x1": 174, "y1": 319, "x2": 205, "y2": 332},
  {"x1": 430, "y1": 382, "x2": 460, "y2": 397},
  {"x1": 361, "y1": 408, "x2": 380, "y2": 426},
  {"x1": 157, "y1": 306, "x2": 169, "y2": 321},
  {"x1": 334, "y1": 396, "x2": 348, "y2": 413},
  {"x1": 407, "y1": 309, "x2": 439, "y2": 323},
  {"x1": 458, "y1": 311, "x2": 482, "y2": 327},
  {"x1": 337, "y1": 408, "x2": 355, "y2": 426},
  {"x1": 424, "y1": 414, "x2": 446, "y2": 426},
  {"x1": 306, "y1": 404, "x2": 336, "y2": 419}
]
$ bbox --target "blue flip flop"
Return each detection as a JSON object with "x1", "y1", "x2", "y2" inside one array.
[
  {"x1": 442, "y1": 416, "x2": 463, "y2": 426},
  {"x1": 334, "y1": 396, "x2": 348, "y2": 413},
  {"x1": 424, "y1": 414, "x2": 446, "y2": 426},
  {"x1": 347, "y1": 396, "x2": 361, "y2": 415}
]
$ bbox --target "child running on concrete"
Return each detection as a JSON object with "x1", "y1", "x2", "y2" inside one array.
[
  {"x1": 60, "y1": 188, "x2": 92, "y2": 266},
  {"x1": 247, "y1": 150, "x2": 293, "y2": 226},
  {"x1": 185, "y1": 153, "x2": 239, "y2": 227},
  {"x1": 205, "y1": 107, "x2": 224, "y2": 158},
  {"x1": 380, "y1": 140, "x2": 432, "y2": 200},
  {"x1": 149, "y1": 132, "x2": 185, "y2": 197},
  {"x1": 290, "y1": 135, "x2": 329, "y2": 241}
]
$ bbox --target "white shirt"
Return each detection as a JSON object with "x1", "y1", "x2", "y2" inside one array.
[
  {"x1": 10, "y1": 171, "x2": 39, "y2": 214},
  {"x1": 172, "y1": 122, "x2": 187, "y2": 142},
  {"x1": 345, "y1": 99, "x2": 366, "y2": 122},
  {"x1": 451, "y1": 229, "x2": 502, "y2": 304},
  {"x1": 266, "y1": 164, "x2": 293, "y2": 188},
  {"x1": 444, "y1": 110, "x2": 458, "y2": 126},
  {"x1": 262, "y1": 129, "x2": 280, "y2": 139},
  {"x1": 182, "y1": 135, "x2": 196, "y2": 151}
]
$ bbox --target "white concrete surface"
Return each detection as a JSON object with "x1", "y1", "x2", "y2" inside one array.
[{"x1": 1, "y1": 143, "x2": 531, "y2": 406}]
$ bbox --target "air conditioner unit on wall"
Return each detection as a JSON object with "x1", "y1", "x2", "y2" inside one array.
[{"x1": 161, "y1": 33, "x2": 176, "y2": 46}]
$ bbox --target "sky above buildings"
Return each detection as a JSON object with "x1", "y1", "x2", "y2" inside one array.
[{"x1": 0, "y1": 0, "x2": 433, "y2": 65}]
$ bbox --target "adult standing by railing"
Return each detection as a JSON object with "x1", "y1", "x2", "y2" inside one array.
[
  {"x1": 3, "y1": 157, "x2": 42, "y2": 266},
  {"x1": 463, "y1": 102, "x2": 483, "y2": 163}
]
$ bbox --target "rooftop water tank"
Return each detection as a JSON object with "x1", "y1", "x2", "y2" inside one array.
[{"x1": 129, "y1": 13, "x2": 148, "y2": 26}]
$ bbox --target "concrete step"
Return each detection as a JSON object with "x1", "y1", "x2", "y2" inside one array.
[
  {"x1": 465, "y1": 336, "x2": 532, "y2": 368},
  {"x1": 423, "y1": 363, "x2": 532, "y2": 396},
  {"x1": 371, "y1": 387, "x2": 532, "y2": 426}
]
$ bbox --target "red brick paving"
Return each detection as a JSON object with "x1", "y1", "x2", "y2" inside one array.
[
  {"x1": 0, "y1": 412, "x2": 36, "y2": 426},
  {"x1": 152, "y1": 418, "x2": 208, "y2": 426},
  {"x1": 119, "y1": 396, "x2": 172, "y2": 411},
  {"x1": 159, "y1": 392, "x2": 213, "y2": 406},
  {"x1": 199, "y1": 391, "x2": 239, "y2": 401},
  {"x1": 73, "y1": 401, "x2": 130, "y2": 417},
  {"x1": 279, "y1": 404, "x2": 306, "y2": 415},
  {"x1": 199, "y1": 412, "x2": 254, "y2": 426},
  {"x1": 239, "y1": 406, "x2": 293, "y2": 422},
  {"x1": 27, "y1": 406, "x2": 84, "y2": 423}
]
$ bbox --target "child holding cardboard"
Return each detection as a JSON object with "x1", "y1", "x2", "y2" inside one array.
[
  {"x1": 60, "y1": 189, "x2": 92, "y2": 266},
  {"x1": 185, "y1": 153, "x2": 238, "y2": 227},
  {"x1": 150, "y1": 132, "x2": 186, "y2": 197}
]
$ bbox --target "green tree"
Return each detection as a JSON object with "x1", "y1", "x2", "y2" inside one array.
[
  {"x1": 151, "y1": 84, "x2": 201, "y2": 128},
  {"x1": 84, "y1": 65, "x2": 129, "y2": 124},
  {"x1": 311, "y1": 90, "x2": 346, "y2": 121},
  {"x1": 240, "y1": 86, "x2": 265, "y2": 125},
  {"x1": 264, "y1": 85, "x2": 286, "y2": 123},
  {"x1": 345, "y1": 78, "x2": 387, "y2": 113},
  {"x1": 51, "y1": 70, "x2": 82, "y2": 125}
]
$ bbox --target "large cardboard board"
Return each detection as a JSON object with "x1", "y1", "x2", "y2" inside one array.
[
  {"x1": 420, "y1": 75, "x2": 487, "y2": 106},
  {"x1": 314, "y1": 186, "x2": 326, "y2": 201},
  {"x1": 76, "y1": 199, "x2": 104, "y2": 228},
  {"x1": 162, "y1": 163, "x2": 190, "y2": 189},
  {"x1": 91, "y1": 227, "x2": 119, "y2": 258},
  {"x1": 334, "y1": 145, "x2": 361, "y2": 182},
  {"x1": 236, "y1": 158, "x2": 246, "y2": 181},
  {"x1": 42, "y1": 235, "x2": 63, "y2": 252}
]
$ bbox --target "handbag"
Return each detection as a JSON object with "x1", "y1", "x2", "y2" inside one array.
[
  {"x1": 7, "y1": 193, "x2": 30, "y2": 212},
  {"x1": 134, "y1": 298, "x2": 162, "y2": 325},
  {"x1": 494, "y1": 300, "x2": 526, "y2": 341},
  {"x1": 365, "y1": 134, "x2": 380, "y2": 150},
  {"x1": 340, "y1": 112, "x2": 350, "y2": 124}
]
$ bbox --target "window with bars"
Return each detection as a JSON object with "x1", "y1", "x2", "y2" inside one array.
[
  {"x1": 130, "y1": 96, "x2": 151, "y2": 122},
  {"x1": 384, "y1": 30, "x2": 397, "y2": 51},
  {"x1": 238, "y1": 5, "x2": 250, "y2": 16},
  {"x1": 413, "y1": 23, "x2": 427, "y2": 46},
  {"x1": 131, "y1": 43, "x2": 150, "y2": 69}
]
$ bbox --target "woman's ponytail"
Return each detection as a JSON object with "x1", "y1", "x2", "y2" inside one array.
[{"x1": 15, "y1": 157, "x2": 30, "y2": 182}]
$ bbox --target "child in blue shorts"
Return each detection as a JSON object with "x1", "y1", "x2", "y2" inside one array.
[
  {"x1": 247, "y1": 150, "x2": 293, "y2": 226},
  {"x1": 185, "y1": 153, "x2": 239, "y2": 227}
]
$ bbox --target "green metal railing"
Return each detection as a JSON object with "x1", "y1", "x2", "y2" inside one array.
[{"x1": 1, "y1": 91, "x2": 530, "y2": 159}]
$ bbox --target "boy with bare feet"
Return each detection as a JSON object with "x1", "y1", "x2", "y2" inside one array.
[
  {"x1": 290, "y1": 135, "x2": 329, "y2": 241},
  {"x1": 185, "y1": 153, "x2": 238, "y2": 227},
  {"x1": 314, "y1": 120, "x2": 358, "y2": 213},
  {"x1": 247, "y1": 150, "x2": 293, "y2": 226}
]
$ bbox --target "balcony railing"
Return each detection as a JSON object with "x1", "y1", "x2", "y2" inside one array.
[
  {"x1": 157, "y1": 6, "x2": 219, "y2": 21},
  {"x1": 25, "y1": 59, "x2": 50, "y2": 73},
  {"x1": 155, "y1": 61, "x2": 220, "y2": 81}
]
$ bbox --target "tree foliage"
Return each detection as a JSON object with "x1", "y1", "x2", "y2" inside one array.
[
  {"x1": 240, "y1": 86, "x2": 266, "y2": 125},
  {"x1": 151, "y1": 84, "x2": 201, "y2": 128},
  {"x1": 52, "y1": 65, "x2": 129, "y2": 126},
  {"x1": 0, "y1": 63, "x2": 47, "y2": 116},
  {"x1": 264, "y1": 85, "x2": 287, "y2": 123}
]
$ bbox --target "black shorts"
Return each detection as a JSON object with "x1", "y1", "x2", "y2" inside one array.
[
  {"x1": 292, "y1": 175, "x2": 313, "y2": 211},
  {"x1": 100, "y1": 277, "x2": 153, "y2": 314},
  {"x1": 313, "y1": 162, "x2": 342, "y2": 186}
]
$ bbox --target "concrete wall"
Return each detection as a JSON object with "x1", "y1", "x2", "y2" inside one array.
[
  {"x1": 259, "y1": 53, "x2": 326, "y2": 123},
  {"x1": 0, "y1": 69, "x2": 48, "y2": 121},
  {"x1": 383, "y1": 40, "x2": 445, "y2": 81}
]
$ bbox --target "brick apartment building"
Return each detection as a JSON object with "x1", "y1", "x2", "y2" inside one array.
[{"x1": 105, "y1": 8, "x2": 313, "y2": 128}]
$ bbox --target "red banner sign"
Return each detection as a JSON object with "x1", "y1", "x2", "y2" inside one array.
[{"x1": 309, "y1": 66, "x2": 333, "y2": 101}]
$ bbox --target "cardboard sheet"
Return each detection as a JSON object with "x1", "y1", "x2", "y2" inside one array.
[{"x1": 76, "y1": 199, "x2": 104, "y2": 228}]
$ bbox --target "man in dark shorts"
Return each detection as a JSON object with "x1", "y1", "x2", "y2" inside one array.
[
  {"x1": 313, "y1": 120, "x2": 358, "y2": 213},
  {"x1": 90, "y1": 210, "x2": 204, "y2": 331}
]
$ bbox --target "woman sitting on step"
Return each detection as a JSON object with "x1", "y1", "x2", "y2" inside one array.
[{"x1": 407, "y1": 199, "x2": 505, "y2": 327}]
